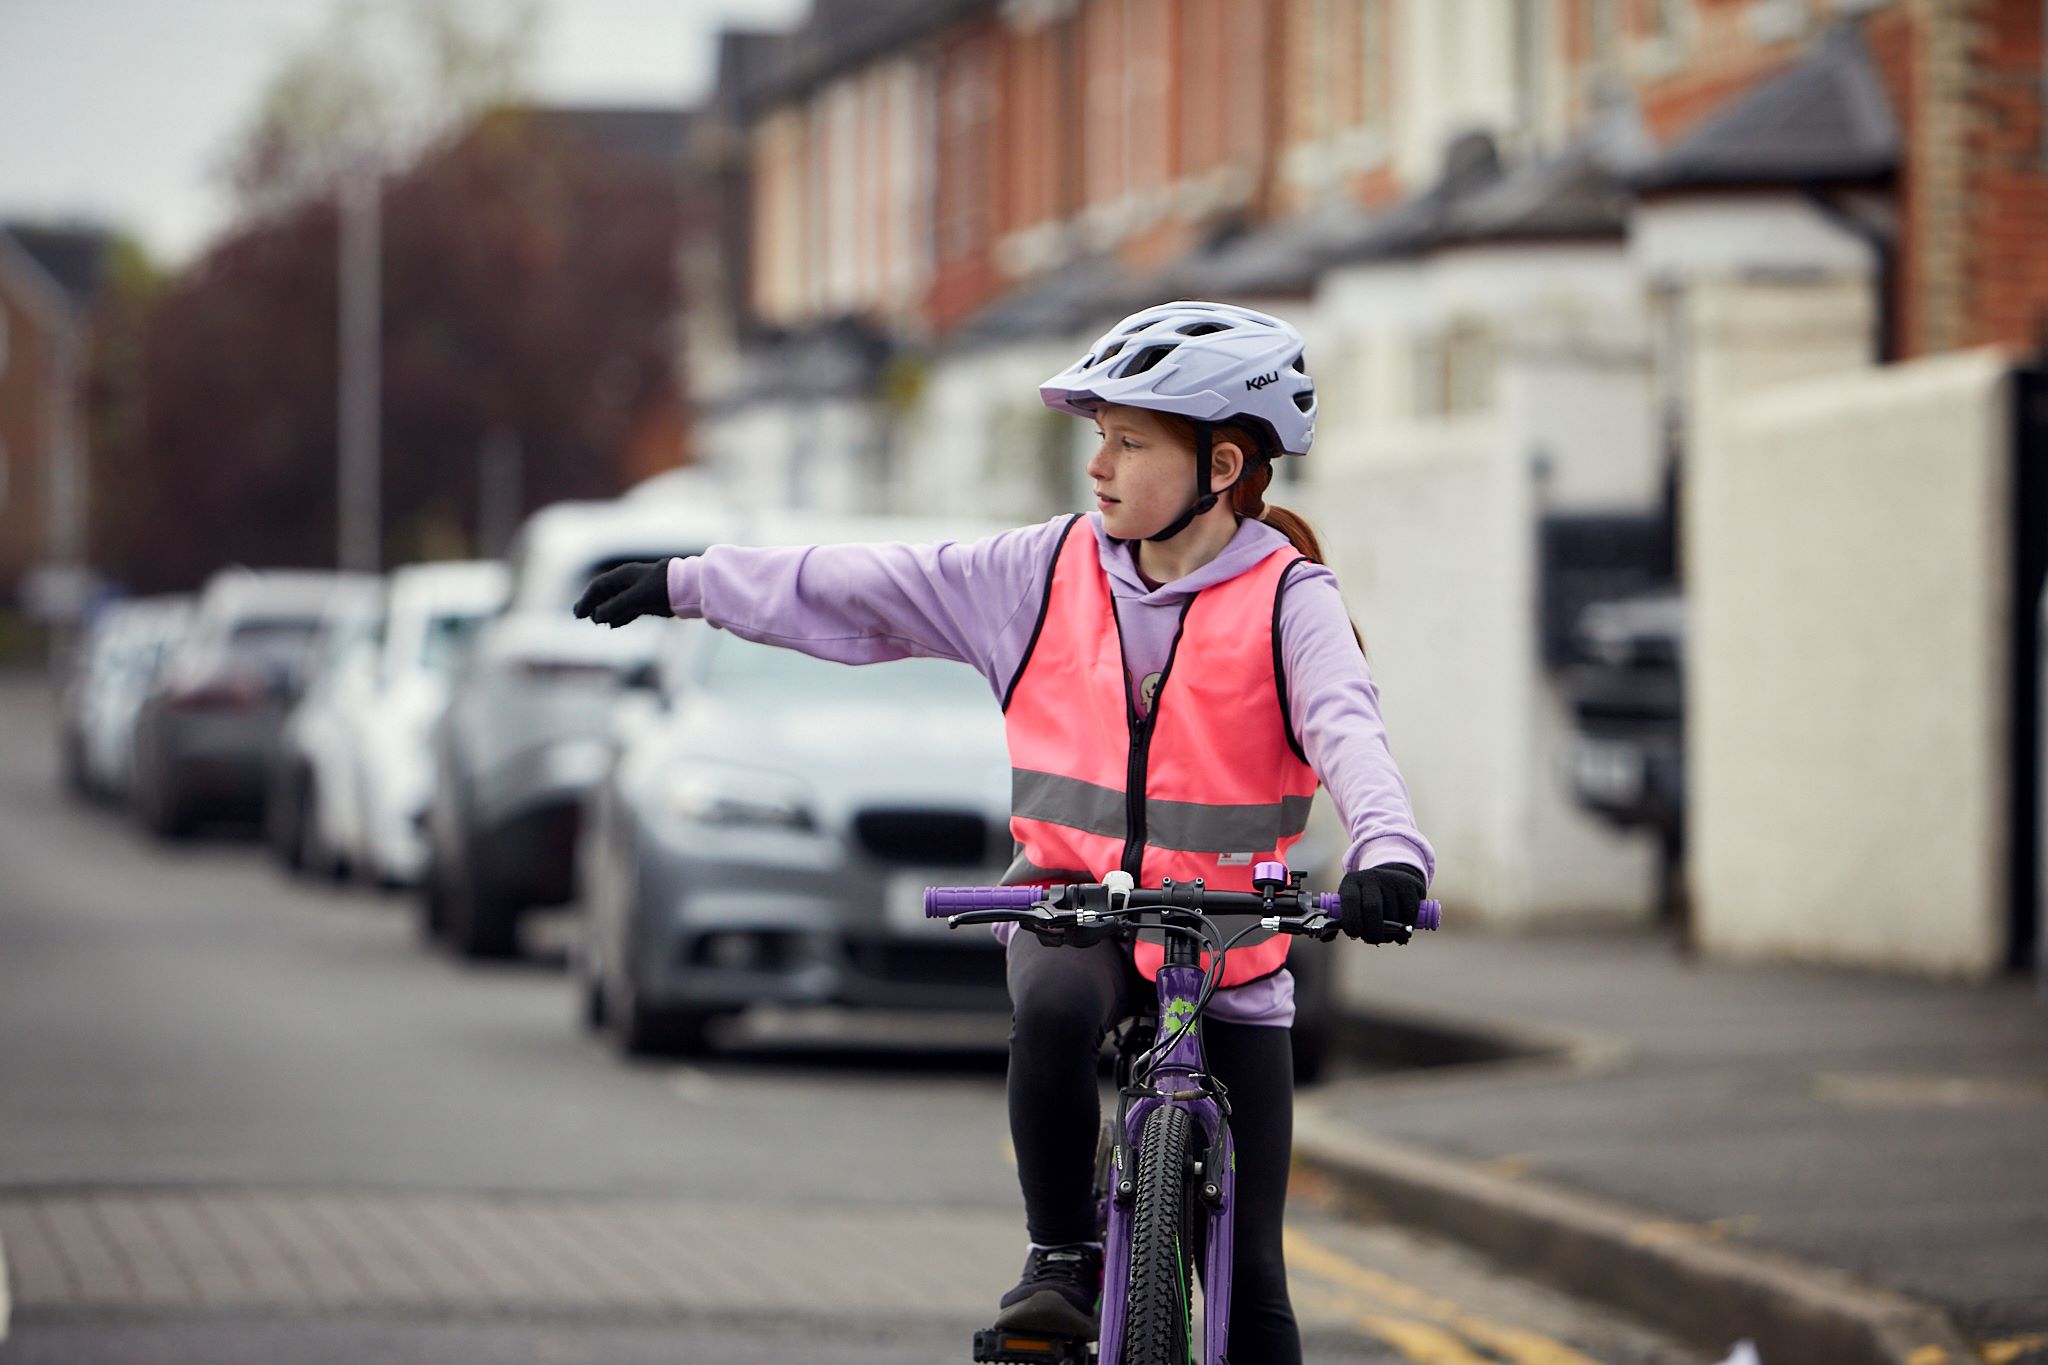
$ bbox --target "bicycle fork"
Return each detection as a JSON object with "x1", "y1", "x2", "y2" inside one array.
[{"x1": 1097, "y1": 962, "x2": 1236, "y2": 1365}]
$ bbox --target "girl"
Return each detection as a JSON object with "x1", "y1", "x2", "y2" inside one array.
[{"x1": 575, "y1": 300, "x2": 1434, "y2": 1364}]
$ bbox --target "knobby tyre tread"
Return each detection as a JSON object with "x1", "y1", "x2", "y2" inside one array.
[{"x1": 1120, "y1": 1103, "x2": 1196, "y2": 1365}]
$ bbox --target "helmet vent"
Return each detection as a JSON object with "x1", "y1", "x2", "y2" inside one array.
[
  {"x1": 1116, "y1": 345, "x2": 1175, "y2": 379},
  {"x1": 1177, "y1": 321, "x2": 1227, "y2": 336},
  {"x1": 1290, "y1": 352, "x2": 1307, "y2": 372},
  {"x1": 1095, "y1": 340, "x2": 1128, "y2": 365},
  {"x1": 1294, "y1": 389, "x2": 1316, "y2": 412}
]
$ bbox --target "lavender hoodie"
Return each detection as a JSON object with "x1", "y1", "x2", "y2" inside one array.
[{"x1": 665, "y1": 512, "x2": 1434, "y2": 1027}]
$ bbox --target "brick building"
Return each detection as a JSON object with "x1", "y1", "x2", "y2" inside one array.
[{"x1": 0, "y1": 225, "x2": 107, "y2": 631}]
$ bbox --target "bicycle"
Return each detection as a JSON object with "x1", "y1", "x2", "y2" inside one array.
[{"x1": 925, "y1": 862, "x2": 1442, "y2": 1365}]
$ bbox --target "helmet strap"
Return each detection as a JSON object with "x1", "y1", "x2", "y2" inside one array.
[{"x1": 1143, "y1": 421, "x2": 1221, "y2": 543}]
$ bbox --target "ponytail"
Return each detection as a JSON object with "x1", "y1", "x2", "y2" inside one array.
[{"x1": 1155, "y1": 414, "x2": 1367, "y2": 654}]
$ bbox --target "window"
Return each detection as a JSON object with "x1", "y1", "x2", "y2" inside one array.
[
  {"x1": 1516, "y1": 0, "x2": 1549, "y2": 138},
  {"x1": 1360, "y1": 0, "x2": 1389, "y2": 131},
  {"x1": 1648, "y1": 0, "x2": 1688, "y2": 47},
  {"x1": 1586, "y1": 0, "x2": 1620, "y2": 66},
  {"x1": 1412, "y1": 320, "x2": 1498, "y2": 419}
]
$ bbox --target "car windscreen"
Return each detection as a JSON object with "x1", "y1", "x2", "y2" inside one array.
[
  {"x1": 420, "y1": 611, "x2": 489, "y2": 673},
  {"x1": 227, "y1": 616, "x2": 323, "y2": 658},
  {"x1": 697, "y1": 632, "x2": 989, "y2": 706}
]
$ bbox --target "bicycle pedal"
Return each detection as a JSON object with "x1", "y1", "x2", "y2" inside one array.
[{"x1": 971, "y1": 1326, "x2": 1095, "y2": 1364}]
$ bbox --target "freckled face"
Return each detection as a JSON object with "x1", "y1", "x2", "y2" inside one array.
[{"x1": 1084, "y1": 406, "x2": 1197, "y2": 540}]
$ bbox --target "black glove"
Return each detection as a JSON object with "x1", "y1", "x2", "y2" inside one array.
[
  {"x1": 573, "y1": 560, "x2": 674, "y2": 627},
  {"x1": 1338, "y1": 864, "x2": 1427, "y2": 945}
]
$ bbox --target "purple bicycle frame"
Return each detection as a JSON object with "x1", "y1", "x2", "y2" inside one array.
[{"x1": 1096, "y1": 958, "x2": 1233, "y2": 1365}]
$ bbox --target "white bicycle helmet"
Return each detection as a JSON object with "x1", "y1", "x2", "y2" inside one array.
[{"x1": 1039, "y1": 300, "x2": 1317, "y2": 457}]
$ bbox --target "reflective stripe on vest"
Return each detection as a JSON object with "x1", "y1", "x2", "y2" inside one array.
[{"x1": 1002, "y1": 515, "x2": 1320, "y2": 987}]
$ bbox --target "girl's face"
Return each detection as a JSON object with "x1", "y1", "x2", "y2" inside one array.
[{"x1": 1085, "y1": 405, "x2": 1203, "y2": 541}]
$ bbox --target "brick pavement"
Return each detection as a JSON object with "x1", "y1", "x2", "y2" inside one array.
[{"x1": 0, "y1": 1191, "x2": 1017, "y2": 1320}]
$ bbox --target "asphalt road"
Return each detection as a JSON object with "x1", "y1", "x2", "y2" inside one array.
[{"x1": 0, "y1": 675, "x2": 1702, "y2": 1364}]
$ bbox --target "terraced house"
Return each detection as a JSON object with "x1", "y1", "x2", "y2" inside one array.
[{"x1": 677, "y1": 0, "x2": 2048, "y2": 975}]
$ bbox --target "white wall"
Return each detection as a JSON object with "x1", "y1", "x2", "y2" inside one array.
[
  {"x1": 1631, "y1": 193, "x2": 1881, "y2": 284},
  {"x1": 1689, "y1": 349, "x2": 2014, "y2": 977},
  {"x1": 1304, "y1": 419, "x2": 1659, "y2": 925},
  {"x1": 1304, "y1": 240, "x2": 1664, "y2": 926},
  {"x1": 893, "y1": 338, "x2": 1090, "y2": 522},
  {"x1": 696, "y1": 397, "x2": 885, "y2": 516}
]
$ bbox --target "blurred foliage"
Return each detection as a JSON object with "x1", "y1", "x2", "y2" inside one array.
[
  {"x1": 84, "y1": 235, "x2": 166, "y2": 593},
  {"x1": 226, "y1": 0, "x2": 541, "y2": 210},
  {"x1": 102, "y1": 112, "x2": 686, "y2": 592}
]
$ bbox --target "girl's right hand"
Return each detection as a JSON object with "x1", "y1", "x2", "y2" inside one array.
[{"x1": 573, "y1": 560, "x2": 674, "y2": 627}]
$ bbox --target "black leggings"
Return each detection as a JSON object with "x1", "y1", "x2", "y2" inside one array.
[{"x1": 1006, "y1": 931, "x2": 1301, "y2": 1365}]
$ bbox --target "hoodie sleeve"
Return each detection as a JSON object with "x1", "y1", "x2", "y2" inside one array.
[
  {"x1": 663, "y1": 518, "x2": 1068, "y2": 696},
  {"x1": 1276, "y1": 565, "x2": 1436, "y2": 884}
]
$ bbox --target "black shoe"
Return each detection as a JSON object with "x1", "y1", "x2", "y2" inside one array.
[{"x1": 994, "y1": 1243, "x2": 1103, "y2": 1340}]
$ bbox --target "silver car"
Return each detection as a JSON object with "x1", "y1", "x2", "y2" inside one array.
[
  {"x1": 131, "y1": 570, "x2": 375, "y2": 838},
  {"x1": 578, "y1": 513, "x2": 1022, "y2": 1056},
  {"x1": 581, "y1": 623, "x2": 1019, "y2": 1056},
  {"x1": 424, "y1": 498, "x2": 736, "y2": 958},
  {"x1": 58, "y1": 595, "x2": 193, "y2": 802}
]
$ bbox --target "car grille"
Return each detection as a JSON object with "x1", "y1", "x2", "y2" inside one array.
[
  {"x1": 848, "y1": 940, "x2": 1007, "y2": 990},
  {"x1": 852, "y1": 808, "x2": 991, "y2": 867}
]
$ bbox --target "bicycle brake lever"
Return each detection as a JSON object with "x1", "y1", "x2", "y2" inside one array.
[{"x1": 946, "y1": 907, "x2": 1055, "y2": 929}]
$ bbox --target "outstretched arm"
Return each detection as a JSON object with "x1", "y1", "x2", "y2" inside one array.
[{"x1": 645, "y1": 518, "x2": 1072, "y2": 694}]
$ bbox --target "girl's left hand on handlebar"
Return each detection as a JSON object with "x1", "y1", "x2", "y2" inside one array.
[{"x1": 1338, "y1": 864, "x2": 1428, "y2": 944}]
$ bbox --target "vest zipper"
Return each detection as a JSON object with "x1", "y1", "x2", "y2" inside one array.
[{"x1": 1115, "y1": 598, "x2": 1195, "y2": 880}]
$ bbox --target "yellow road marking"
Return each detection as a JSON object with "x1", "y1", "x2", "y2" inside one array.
[
  {"x1": 1350, "y1": 1313, "x2": 1497, "y2": 1364},
  {"x1": 1983, "y1": 1334, "x2": 2048, "y2": 1365},
  {"x1": 1628, "y1": 1214, "x2": 1758, "y2": 1247},
  {"x1": 1287, "y1": 1228, "x2": 1603, "y2": 1365}
]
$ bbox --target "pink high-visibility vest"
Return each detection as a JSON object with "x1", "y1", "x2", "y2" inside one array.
[{"x1": 1002, "y1": 515, "x2": 1322, "y2": 987}]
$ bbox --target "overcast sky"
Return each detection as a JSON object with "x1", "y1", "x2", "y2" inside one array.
[{"x1": 0, "y1": 0, "x2": 807, "y2": 266}]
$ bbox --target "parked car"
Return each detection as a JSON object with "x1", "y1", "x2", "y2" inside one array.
[
  {"x1": 1564, "y1": 589, "x2": 1686, "y2": 911},
  {"x1": 424, "y1": 499, "x2": 735, "y2": 958},
  {"x1": 268, "y1": 590, "x2": 385, "y2": 878},
  {"x1": 56, "y1": 606, "x2": 122, "y2": 798},
  {"x1": 575, "y1": 511, "x2": 1351, "y2": 1072},
  {"x1": 353, "y1": 561, "x2": 510, "y2": 888},
  {"x1": 271, "y1": 561, "x2": 509, "y2": 887},
  {"x1": 131, "y1": 570, "x2": 375, "y2": 838},
  {"x1": 60, "y1": 597, "x2": 192, "y2": 802},
  {"x1": 580, "y1": 609, "x2": 1016, "y2": 1055}
]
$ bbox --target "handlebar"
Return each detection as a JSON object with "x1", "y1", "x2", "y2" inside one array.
[{"x1": 923, "y1": 864, "x2": 1442, "y2": 939}]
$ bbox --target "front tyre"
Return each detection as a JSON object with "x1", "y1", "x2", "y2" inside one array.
[{"x1": 1120, "y1": 1103, "x2": 1196, "y2": 1365}]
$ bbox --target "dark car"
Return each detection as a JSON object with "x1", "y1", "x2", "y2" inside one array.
[
  {"x1": 1564, "y1": 591, "x2": 1685, "y2": 907},
  {"x1": 131, "y1": 569, "x2": 375, "y2": 838}
]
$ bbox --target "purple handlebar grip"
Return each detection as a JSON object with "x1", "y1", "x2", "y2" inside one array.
[
  {"x1": 1312, "y1": 893, "x2": 1443, "y2": 930},
  {"x1": 924, "y1": 885, "x2": 1046, "y2": 917}
]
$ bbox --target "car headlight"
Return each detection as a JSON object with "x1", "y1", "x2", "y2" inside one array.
[{"x1": 662, "y1": 766, "x2": 817, "y2": 831}]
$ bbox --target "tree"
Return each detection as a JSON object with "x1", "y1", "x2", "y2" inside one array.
[
  {"x1": 94, "y1": 0, "x2": 690, "y2": 592},
  {"x1": 227, "y1": 0, "x2": 540, "y2": 211},
  {"x1": 114, "y1": 109, "x2": 688, "y2": 592}
]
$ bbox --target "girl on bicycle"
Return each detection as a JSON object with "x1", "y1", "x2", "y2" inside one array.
[{"x1": 576, "y1": 300, "x2": 1434, "y2": 1365}]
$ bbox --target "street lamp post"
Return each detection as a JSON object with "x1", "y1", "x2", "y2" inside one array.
[{"x1": 337, "y1": 161, "x2": 382, "y2": 574}]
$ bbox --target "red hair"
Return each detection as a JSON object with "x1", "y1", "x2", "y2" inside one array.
[{"x1": 1153, "y1": 413, "x2": 1365, "y2": 652}]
